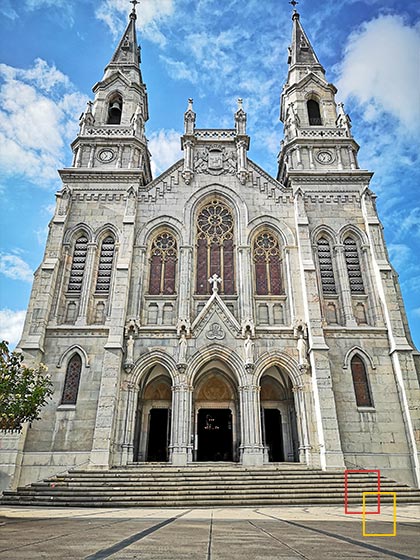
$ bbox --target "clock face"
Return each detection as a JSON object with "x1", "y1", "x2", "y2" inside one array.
[
  {"x1": 98, "y1": 148, "x2": 115, "y2": 163},
  {"x1": 316, "y1": 150, "x2": 334, "y2": 164}
]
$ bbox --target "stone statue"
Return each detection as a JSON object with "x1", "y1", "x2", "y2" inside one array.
[
  {"x1": 244, "y1": 330, "x2": 255, "y2": 365},
  {"x1": 178, "y1": 329, "x2": 188, "y2": 364},
  {"x1": 297, "y1": 330, "x2": 308, "y2": 369},
  {"x1": 126, "y1": 334, "x2": 134, "y2": 364}
]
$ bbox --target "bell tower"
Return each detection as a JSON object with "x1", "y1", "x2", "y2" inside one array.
[
  {"x1": 71, "y1": 2, "x2": 152, "y2": 183},
  {"x1": 277, "y1": 9, "x2": 359, "y2": 185}
]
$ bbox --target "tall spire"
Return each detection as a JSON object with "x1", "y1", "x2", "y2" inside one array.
[
  {"x1": 286, "y1": 9, "x2": 325, "y2": 86},
  {"x1": 104, "y1": 2, "x2": 142, "y2": 79}
]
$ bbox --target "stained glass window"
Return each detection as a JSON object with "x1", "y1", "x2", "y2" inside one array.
[
  {"x1": 95, "y1": 236, "x2": 115, "y2": 293},
  {"x1": 317, "y1": 237, "x2": 337, "y2": 294},
  {"x1": 253, "y1": 232, "x2": 283, "y2": 295},
  {"x1": 61, "y1": 354, "x2": 82, "y2": 405},
  {"x1": 351, "y1": 355, "x2": 373, "y2": 407},
  {"x1": 68, "y1": 235, "x2": 88, "y2": 292},
  {"x1": 344, "y1": 237, "x2": 365, "y2": 293},
  {"x1": 196, "y1": 200, "x2": 235, "y2": 294},
  {"x1": 149, "y1": 232, "x2": 177, "y2": 295}
]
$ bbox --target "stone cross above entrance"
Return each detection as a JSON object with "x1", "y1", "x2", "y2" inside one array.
[{"x1": 208, "y1": 274, "x2": 222, "y2": 294}]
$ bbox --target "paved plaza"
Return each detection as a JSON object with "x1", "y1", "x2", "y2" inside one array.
[{"x1": 0, "y1": 505, "x2": 419, "y2": 559}]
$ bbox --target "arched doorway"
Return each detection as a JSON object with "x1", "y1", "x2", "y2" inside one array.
[
  {"x1": 193, "y1": 366, "x2": 239, "y2": 462},
  {"x1": 260, "y1": 367, "x2": 299, "y2": 462},
  {"x1": 133, "y1": 366, "x2": 172, "y2": 462}
]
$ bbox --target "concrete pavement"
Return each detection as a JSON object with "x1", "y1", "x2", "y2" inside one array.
[{"x1": 0, "y1": 505, "x2": 419, "y2": 559}]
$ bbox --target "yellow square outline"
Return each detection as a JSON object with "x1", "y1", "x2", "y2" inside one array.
[{"x1": 362, "y1": 492, "x2": 397, "y2": 537}]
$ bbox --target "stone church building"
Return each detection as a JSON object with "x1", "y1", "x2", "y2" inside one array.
[{"x1": 12, "y1": 6, "x2": 420, "y2": 489}]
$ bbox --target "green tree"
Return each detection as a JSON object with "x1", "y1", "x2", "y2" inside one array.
[{"x1": 0, "y1": 341, "x2": 53, "y2": 430}]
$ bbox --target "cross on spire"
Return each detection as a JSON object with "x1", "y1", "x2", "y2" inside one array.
[
  {"x1": 289, "y1": 0, "x2": 299, "y2": 9},
  {"x1": 130, "y1": 0, "x2": 139, "y2": 13}
]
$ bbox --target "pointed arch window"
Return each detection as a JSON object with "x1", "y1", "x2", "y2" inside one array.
[
  {"x1": 317, "y1": 237, "x2": 336, "y2": 294},
  {"x1": 68, "y1": 234, "x2": 88, "y2": 293},
  {"x1": 307, "y1": 99, "x2": 322, "y2": 126},
  {"x1": 344, "y1": 237, "x2": 365, "y2": 293},
  {"x1": 95, "y1": 235, "x2": 115, "y2": 294},
  {"x1": 196, "y1": 200, "x2": 235, "y2": 295},
  {"x1": 61, "y1": 354, "x2": 82, "y2": 405},
  {"x1": 149, "y1": 232, "x2": 177, "y2": 295},
  {"x1": 253, "y1": 232, "x2": 284, "y2": 295},
  {"x1": 351, "y1": 355, "x2": 373, "y2": 407}
]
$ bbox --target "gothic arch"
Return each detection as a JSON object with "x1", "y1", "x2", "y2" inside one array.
[
  {"x1": 136, "y1": 216, "x2": 186, "y2": 247},
  {"x1": 129, "y1": 350, "x2": 178, "y2": 389},
  {"x1": 254, "y1": 351, "x2": 303, "y2": 388},
  {"x1": 247, "y1": 216, "x2": 295, "y2": 247},
  {"x1": 343, "y1": 346, "x2": 376, "y2": 370},
  {"x1": 338, "y1": 224, "x2": 368, "y2": 245},
  {"x1": 311, "y1": 224, "x2": 337, "y2": 244},
  {"x1": 94, "y1": 224, "x2": 121, "y2": 245},
  {"x1": 56, "y1": 345, "x2": 90, "y2": 369},
  {"x1": 187, "y1": 344, "x2": 246, "y2": 386},
  {"x1": 184, "y1": 184, "x2": 248, "y2": 246},
  {"x1": 63, "y1": 223, "x2": 94, "y2": 245}
]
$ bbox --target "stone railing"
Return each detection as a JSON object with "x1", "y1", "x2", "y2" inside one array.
[
  {"x1": 194, "y1": 129, "x2": 236, "y2": 140},
  {"x1": 84, "y1": 126, "x2": 134, "y2": 137},
  {"x1": 299, "y1": 128, "x2": 347, "y2": 138}
]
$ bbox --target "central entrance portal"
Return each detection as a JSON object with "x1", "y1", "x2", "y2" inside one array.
[{"x1": 197, "y1": 408, "x2": 233, "y2": 462}]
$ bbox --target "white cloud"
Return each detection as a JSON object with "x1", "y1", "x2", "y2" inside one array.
[
  {"x1": 96, "y1": 0, "x2": 174, "y2": 45},
  {"x1": 337, "y1": 15, "x2": 420, "y2": 130},
  {"x1": 0, "y1": 59, "x2": 86, "y2": 186},
  {"x1": 387, "y1": 243, "x2": 411, "y2": 270},
  {"x1": 149, "y1": 129, "x2": 182, "y2": 177},
  {"x1": 160, "y1": 56, "x2": 198, "y2": 83},
  {"x1": 0, "y1": 309, "x2": 26, "y2": 348},
  {"x1": 0, "y1": 254, "x2": 33, "y2": 282}
]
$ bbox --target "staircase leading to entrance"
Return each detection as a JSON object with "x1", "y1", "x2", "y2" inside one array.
[{"x1": 2, "y1": 464, "x2": 420, "y2": 507}]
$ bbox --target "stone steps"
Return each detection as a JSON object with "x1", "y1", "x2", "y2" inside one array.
[{"x1": 2, "y1": 465, "x2": 420, "y2": 508}]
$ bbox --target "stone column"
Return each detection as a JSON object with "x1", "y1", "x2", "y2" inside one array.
[
  {"x1": 178, "y1": 246, "x2": 193, "y2": 320},
  {"x1": 239, "y1": 373, "x2": 264, "y2": 466},
  {"x1": 333, "y1": 244, "x2": 357, "y2": 327},
  {"x1": 293, "y1": 383, "x2": 311, "y2": 466},
  {"x1": 121, "y1": 382, "x2": 137, "y2": 464},
  {"x1": 238, "y1": 246, "x2": 252, "y2": 323},
  {"x1": 170, "y1": 374, "x2": 193, "y2": 465}
]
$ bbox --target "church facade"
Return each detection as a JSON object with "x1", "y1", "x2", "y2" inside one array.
[{"x1": 13, "y1": 7, "x2": 420, "y2": 488}]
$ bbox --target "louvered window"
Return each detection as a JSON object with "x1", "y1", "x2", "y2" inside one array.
[
  {"x1": 351, "y1": 355, "x2": 373, "y2": 407},
  {"x1": 307, "y1": 100, "x2": 322, "y2": 125},
  {"x1": 253, "y1": 232, "x2": 284, "y2": 295},
  {"x1": 149, "y1": 232, "x2": 177, "y2": 295},
  {"x1": 96, "y1": 236, "x2": 115, "y2": 293},
  {"x1": 317, "y1": 237, "x2": 336, "y2": 294},
  {"x1": 196, "y1": 200, "x2": 235, "y2": 295},
  {"x1": 68, "y1": 235, "x2": 88, "y2": 292},
  {"x1": 344, "y1": 237, "x2": 365, "y2": 293},
  {"x1": 61, "y1": 354, "x2": 82, "y2": 405}
]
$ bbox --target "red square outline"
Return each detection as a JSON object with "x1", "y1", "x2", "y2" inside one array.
[{"x1": 344, "y1": 469, "x2": 381, "y2": 514}]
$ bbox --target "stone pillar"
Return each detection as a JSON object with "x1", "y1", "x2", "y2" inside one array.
[
  {"x1": 170, "y1": 374, "x2": 193, "y2": 465},
  {"x1": 77, "y1": 241, "x2": 97, "y2": 324},
  {"x1": 333, "y1": 244, "x2": 357, "y2": 327},
  {"x1": 293, "y1": 384, "x2": 311, "y2": 466},
  {"x1": 121, "y1": 382, "x2": 137, "y2": 464},
  {"x1": 89, "y1": 349, "x2": 122, "y2": 468},
  {"x1": 239, "y1": 373, "x2": 264, "y2": 466},
  {"x1": 238, "y1": 246, "x2": 252, "y2": 323},
  {"x1": 178, "y1": 246, "x2": 193, "y2": 320}
]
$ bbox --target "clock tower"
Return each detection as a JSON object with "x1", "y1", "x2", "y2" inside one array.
[{"x1": 70, "y1": 3, "x2": 151, "y2": 182}]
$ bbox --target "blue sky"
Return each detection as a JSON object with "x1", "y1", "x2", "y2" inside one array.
[{"x1": 0, "y1": 0, "x2": 419, "y2": 348}]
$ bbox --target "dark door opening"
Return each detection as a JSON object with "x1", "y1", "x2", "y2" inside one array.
[
  {"x1": 197, "y1": 408, "x2": 233, "y2": 462},
  {"x1": 264, "y1": 408, "x2": 284, "y2": 462},
  {"x1": 146, "y1": 408, "x2": 169, "y2": 462}
]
